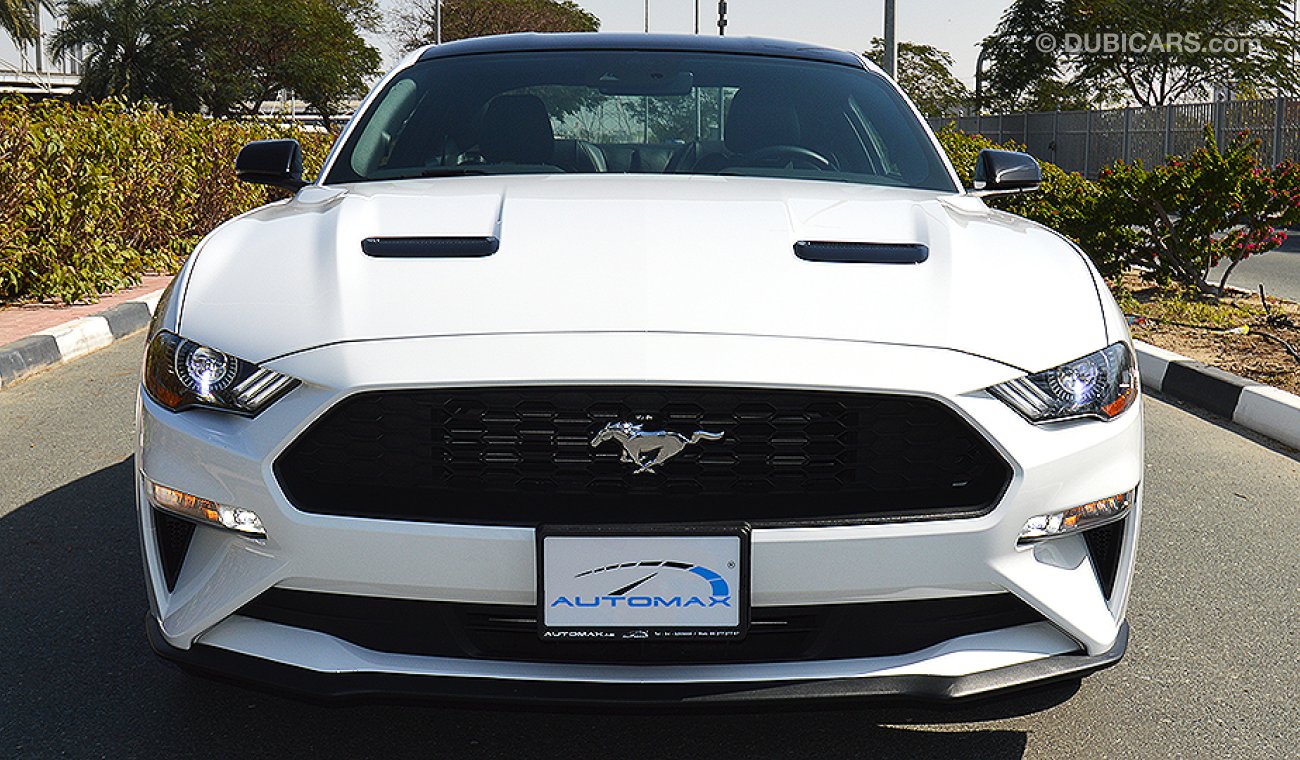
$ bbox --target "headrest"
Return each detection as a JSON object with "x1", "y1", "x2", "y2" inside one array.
[
  {"x1": 480, "y1": 94, "x2": 555, "y2": 164},
  {"x1": 724, "y1": 88, "x2": 801, "y2": 154}
]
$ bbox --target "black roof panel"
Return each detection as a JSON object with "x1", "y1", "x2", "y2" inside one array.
[{"x1": 415, "y1": 33, "x2": 865, "y2": 68}]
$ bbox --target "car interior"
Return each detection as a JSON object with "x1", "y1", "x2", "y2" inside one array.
[{"x1": 333, "y1": 51, "x2": 955, "y2": 191}]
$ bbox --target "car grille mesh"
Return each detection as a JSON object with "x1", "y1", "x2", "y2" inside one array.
[{"x1": 274, "y1": 387, "x2": 1011, "y2": 526}]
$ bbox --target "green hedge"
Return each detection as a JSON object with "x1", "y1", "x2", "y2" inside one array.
[{"x1": 0, "y1": 99, "x2": 334, "y2": 305}]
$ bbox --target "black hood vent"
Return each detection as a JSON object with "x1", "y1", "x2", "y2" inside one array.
[
  {"x1": 794, "y1": 241, "x2": 928, "y2": 264},
  {"x1": 362, "y1": 236, "x2": 499, "y2": 258}
]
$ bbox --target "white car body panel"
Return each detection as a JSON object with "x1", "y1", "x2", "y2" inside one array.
[{"x1": 179, "y1": 176, "x2": 1105, "y2": 373}]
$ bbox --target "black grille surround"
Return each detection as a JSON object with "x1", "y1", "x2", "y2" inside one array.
[
  {"x1": 274, "y1": 386, "x2": 1012, "y2": 527},
  {"x1": 237, "y1": 589, "x2": 1045, "y2": 665}
]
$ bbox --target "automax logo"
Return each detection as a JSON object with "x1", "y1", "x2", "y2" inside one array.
[{"x1": 548, "y1": 559, "x2": 732, "y2": 610}]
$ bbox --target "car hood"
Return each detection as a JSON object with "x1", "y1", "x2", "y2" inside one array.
[{"x1": 180, "y1": 175, "x2": 1107, "y2": 372}]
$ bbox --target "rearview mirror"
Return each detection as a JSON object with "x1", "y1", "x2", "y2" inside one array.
[
  {"x1": 236, "y1": 139, "x2": 307, "y2": 191},
  {"x1": 593, "y1": 70, "x2": 695, "y2": 96},
  {"x1": 972, "y1": 149, "x2": 1041, "y2": 196}
]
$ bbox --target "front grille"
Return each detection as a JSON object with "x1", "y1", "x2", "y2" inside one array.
[
  {"x1": 237, "y1": 589, "x2": 1045, "y2": 665},
  {"x1": 275, "y1": 387, "x2": 1011, "y2": 526}
]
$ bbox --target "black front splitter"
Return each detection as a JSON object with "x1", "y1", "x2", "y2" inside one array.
[{"x1": 147, "y1": 615, "x2": 1127, "y2": 708}]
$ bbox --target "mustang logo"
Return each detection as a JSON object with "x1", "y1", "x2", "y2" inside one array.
[{"x1": 590, "y1": 422, "x2": 724, "y2": 474}]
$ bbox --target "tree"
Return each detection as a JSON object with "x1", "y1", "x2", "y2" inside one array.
[
  {"x1": 983, "y1": 0, "x2": 1300, "y2": 109},
  {"x1": 978, "y1": 0, "x2": 1092, "y2": 111},
  {"x1": 329, "y1": 0, "x2": 382, "y2": 33},
  {"x1": 192, "y1": 0, "x2": 381, "y2": 121},
  {"x1": 49, "y1": 0, "x2": 380, "y2": 122},
  {"x1": 1, "y1": 0, "x2": 44, "y2": 41},
  {"x1": 393, "y1": 0, "x2": 599, "y2": 51},
  {"x1": 1065, "y1": 0, "x2": 1299, "y2": 106},
  {"x1": 50, "y1": 0, "x2": 202, "y2": 111},
  {"x1": 865, "y1": 38, "x2": 970, "y2": 116}
]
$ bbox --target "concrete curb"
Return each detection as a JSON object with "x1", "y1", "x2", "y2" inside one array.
[
  {"x1": 1136, "y1": 340, "x2": 1300, "y2": 451},
  {"x1": 0, "y1": 289, "x2": 164, "y2": 390}
]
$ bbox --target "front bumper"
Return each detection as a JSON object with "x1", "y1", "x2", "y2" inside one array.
[
  {"x1": 137, "y1": 332, "x2": 1143, "y2": 699},
  {"x1": 147, "y1": 614, "x2": 1127, "y2": 705}
]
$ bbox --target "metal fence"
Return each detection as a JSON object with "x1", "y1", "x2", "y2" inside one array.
[{"x1": 929, "y1": 97, "x2": 1300, "y2": 178}]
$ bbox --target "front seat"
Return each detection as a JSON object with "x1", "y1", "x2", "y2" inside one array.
[
  {"x1": 693, "y1": 88, "x2": 802, "y2": 172},
  {"x1": 479, "y1": 94, "x2": 555, "y2": 165},
  {"x1": 552, "y1": 139, "x2": 607, "y2": 173},
  {"x1": 726, "y1": 87, "x2": 803, "y2": 155}
]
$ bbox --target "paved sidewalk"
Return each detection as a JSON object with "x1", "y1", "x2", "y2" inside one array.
[{"x1": 0, "y1": 275, "x2": 172, "y2": 346}]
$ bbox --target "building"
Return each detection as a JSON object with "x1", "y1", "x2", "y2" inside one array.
[{"x1": 1, "y1": 5, "x2": 80, "y2": 96}]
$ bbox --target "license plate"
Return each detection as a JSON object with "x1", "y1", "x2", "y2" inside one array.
[{"x1": 537, "y1": 525, "x2": 750, "y2": 642}]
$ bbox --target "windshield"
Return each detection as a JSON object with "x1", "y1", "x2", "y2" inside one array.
[{"x1": 325, "y1": 50, "x2": 957, "y2": 192}]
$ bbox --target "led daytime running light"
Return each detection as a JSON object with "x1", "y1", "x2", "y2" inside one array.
[
  {"x1": 1018, "y1": 489, "x2": 1135, "y2": 544},
  {"x1": 148, "y1": 481, "x2": 266, "y2": 538}
]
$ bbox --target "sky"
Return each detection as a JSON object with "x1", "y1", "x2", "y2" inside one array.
[
  {"x1": 3, "y1": 0, "x2": 1012, "y2": 91},
  {"x1": 372, "y1": 1, "x2": 1017, "y2": 87},
  {"x1": 581, "y1": 0, "x2": 1014, "y2": 86}
]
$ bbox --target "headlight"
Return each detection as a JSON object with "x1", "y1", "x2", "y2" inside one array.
[
  {"x1": 144, "y1": 331, "x2": 298, "y2": 415},
  {"x1": 988, "y1": 342, "x2": 1138, "y2": 423}
]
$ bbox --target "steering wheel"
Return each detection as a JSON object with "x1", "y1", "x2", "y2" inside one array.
[{"x1": 739, "y1": 145, "x2": 836, "y2": 171}]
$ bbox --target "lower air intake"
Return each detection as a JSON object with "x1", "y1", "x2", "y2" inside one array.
[{"x1": 153, "y1": 509, "x2": 196, "y2": 592}]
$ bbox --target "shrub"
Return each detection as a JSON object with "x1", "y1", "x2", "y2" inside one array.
[
  {"x1": 1096, "y1": 127, "x2": 1300, "y2": 293},
  {"x1": 935, "y1": 124, "x2": 1300, "y2": 291},
  {"x1": 0, "y1": 98, "x2": 333, "y2": 305}
]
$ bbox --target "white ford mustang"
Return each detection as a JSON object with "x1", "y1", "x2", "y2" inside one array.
[{"x1": 137, "y1": 33, "x2": 1142, "y2": 704}]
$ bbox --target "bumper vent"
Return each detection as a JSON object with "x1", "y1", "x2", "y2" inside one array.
[
  {"x1": 237, "y1": 589, "x2": 1044, "y2": 665},
  {"x1": 152, "y1": 509, "x2": 196, "y2": 592},
  {"x1": 1083, "y1": 518, "x2": 1127, "y2": 601},
  {"x1": 274, "y1": 387, "x2": 1011, "y2": 526}
]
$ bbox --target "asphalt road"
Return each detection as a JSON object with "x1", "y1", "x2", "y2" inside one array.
[
  {"x1": 2, "y1": 333, "x2": 1297, "y2": 759},
  {"x1": 1211, "y1": 234, "x2": 1300, "y2": 302}
]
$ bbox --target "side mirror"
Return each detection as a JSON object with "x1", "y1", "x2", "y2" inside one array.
[
  {"x1": 972, "y1": 149, "x2": 1041, "y2": 196},
  {"x1": 235, "y1": 139, "x2": 307, "y2": 191}
]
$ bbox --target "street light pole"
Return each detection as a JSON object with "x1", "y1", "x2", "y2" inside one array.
[
  {"x1": 718, "y1": 1, "x2": 727, "y2": 36},
  {"x1": 882, "y1": 0, "x2": 896, "y2": 78},
  {"x1": 695, "y1": 0, "x2": 700, "y2": 34},
  {"x1": 435, "y1": 0, "x2": 442, "y2": 44},
  {"x1": 645, "y1": 0, "x2": 649, "y2": 32}
]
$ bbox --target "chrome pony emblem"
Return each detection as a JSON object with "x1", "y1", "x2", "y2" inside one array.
[{"x1": 590, "y1": 422, "x2": 724, "y2": 474}]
